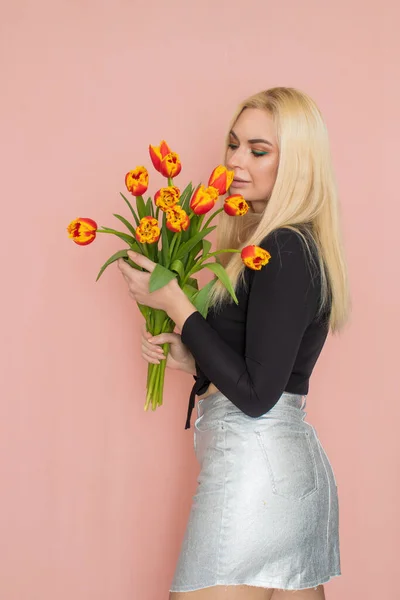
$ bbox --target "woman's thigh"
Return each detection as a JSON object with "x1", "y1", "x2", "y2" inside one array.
[
  {"x1": 271, "y1": 585, "x2": 325, "y2": 599},
  {"x1": 169, "y1": 584, "x2": 325, "y2": 599},
  {"x1": 170, "y1": 585, "x2": 274, "y2": 600}
]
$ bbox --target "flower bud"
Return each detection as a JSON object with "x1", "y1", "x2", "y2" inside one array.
[
  {"x1": 67, "y1": 218, "x2": 97, "y2": 246},
  {"x1": 241, "y1": 245, "x2": 271, "y2": 270}
]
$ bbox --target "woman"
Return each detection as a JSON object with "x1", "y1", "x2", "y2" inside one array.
[{"x1": 118, "y1": 87, "x2": 350, "y2": 600}]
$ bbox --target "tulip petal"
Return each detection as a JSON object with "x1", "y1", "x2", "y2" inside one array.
[
  {"x1": 190, "y1": 185, "x2": 219, "y2": 215},
  {"x1": 135, "y1": 216, "x2": 161, "y2": 243},
  {"x1": 159, "y1": 152, "x2": 182, "y2": 178},
  {"x1": 154, "y1": 186, "x2": 180, "y2": 212},
  {"x1": 241, "y1": 245, "x2": 271, "y2": 270},
  {"x1": 67, "y1": 218, "x2": 97, "y2": 245},
  {"x1": 125, "y1": 166, "x2": 149, "y2": 197},
  {"x1": 208, "y1": 165, "x2": 235, "y2": 195},
  {"x1": 223, "y1": 194, "x2": 249, "y2": 216}
]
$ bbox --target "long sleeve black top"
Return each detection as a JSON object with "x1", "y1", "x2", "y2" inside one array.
[{"x1": 180, "y1": 228, "x2": 331, "y2": 429}]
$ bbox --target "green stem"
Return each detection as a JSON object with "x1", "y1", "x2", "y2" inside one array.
[
  {"x1": 202, "y1": 249, "x2": 240, "y2": 260},
  {"x1": 143, "y1": 310, "x2": 175, "y2": 411},
  {"x1": 168, "y1": 232, "x2": 180, "y2": 264},
  {"x1": 196, "y1": 214, "x2": 205, "y2": 232},
  {"x1": 203, "y1": 207, "x2": 223, "y2": 230}
]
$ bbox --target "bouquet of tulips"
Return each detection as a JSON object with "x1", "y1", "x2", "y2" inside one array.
[{"x1": 67, "y1": 140, "x2": 271, "y2": 412}]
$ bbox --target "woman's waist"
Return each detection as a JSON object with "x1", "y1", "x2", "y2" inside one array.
[
  {"x1": 197, "y1": 388, "x2": 307, "y2": 422},
  {"x1": 197, "y1": 381, "x2": 219, "y2": 400}
]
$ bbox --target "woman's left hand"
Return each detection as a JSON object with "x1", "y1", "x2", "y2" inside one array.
[{"x1": 117, "y1": 250, "x2": 182, "y2": 313}]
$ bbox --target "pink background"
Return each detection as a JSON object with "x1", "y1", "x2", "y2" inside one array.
[{"x1": 1, "y1": 1, "x2": 398, "y2": 599}]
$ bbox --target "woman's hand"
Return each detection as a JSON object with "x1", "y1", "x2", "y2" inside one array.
[
  {"x1": 117, "y1": 251, "x2": 181, "y2": 313},
  {"x1": 141, "y1": 322, "x2": 196, "y2": 374},
  {"x1": 117, "y1": 250, "x2": 198, "y2": 330}
]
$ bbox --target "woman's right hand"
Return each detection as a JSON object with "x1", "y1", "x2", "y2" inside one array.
[{"x1": 141, "y1": 323, "x2": 196, "y2": 374}]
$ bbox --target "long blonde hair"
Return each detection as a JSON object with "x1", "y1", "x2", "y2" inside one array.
[{"x1": 208, "y1": 87, "x2": 350, "y2": 333}]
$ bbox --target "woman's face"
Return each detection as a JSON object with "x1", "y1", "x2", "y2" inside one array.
[{"x1": 225, "y1": 108, "x2": 279, "y2": 214}]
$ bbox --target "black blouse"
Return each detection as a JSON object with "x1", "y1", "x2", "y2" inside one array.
[{"x1": 180, "y1": 228, "x2": 331, "y2": 429}]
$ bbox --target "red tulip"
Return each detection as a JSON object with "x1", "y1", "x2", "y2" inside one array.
[
  {"x1": 125, "y1": 166, "x2": 149, "y2": 196},
  {"x1": 154, "y1": 186, "x2": 180, "y2": 212},
  {"x1": 67, "y1": 218, "x2": 97, "y2": 246},
  {"x1": 166, "y1": 206, "x2": 190, "y2": 232},
  {"x1": 241, "y1": 245, "x2": 271, "y2": 270},
  {"x1": 135, "y1": 216, "x2": 161, "y2": 244},
  {"x1": 208, "y1": 165, "x2": 234, "y2": 195},
  {"x1": 159, "y1": 152, "x2": 182, "y2": 178},
  {"x1": 149, "y1": 140, "x2": 171, "y2": 172},
  {"x1": 189, "y1": 185, "x2": 219, "y2": 215},
  {"x1": 223, "y1": 194, "x2": 249, "y2": 216}
]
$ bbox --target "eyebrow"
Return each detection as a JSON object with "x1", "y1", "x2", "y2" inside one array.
[{"x1": 229, "y1": 129, "x2": 273, "y2": 148}]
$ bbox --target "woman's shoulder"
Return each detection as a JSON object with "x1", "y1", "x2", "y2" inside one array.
[
  {"x1": 259, "y1": 226, "x2": 315, "y2": 256},
  {"x1": 258, "y1": 226, "x2": 321, "y2": 281}
]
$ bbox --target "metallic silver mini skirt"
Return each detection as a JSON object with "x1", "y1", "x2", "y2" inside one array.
[{"x1": 170, "y1": 391, "x2": 341, "y2": 592}]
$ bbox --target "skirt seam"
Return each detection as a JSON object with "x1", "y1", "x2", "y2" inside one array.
[
  {"x1": 215, "y1": 424, "x2": 227, "y2": 580},
  {"x1": 313, "y1": 428, "x2": 332, "y2": 552}
]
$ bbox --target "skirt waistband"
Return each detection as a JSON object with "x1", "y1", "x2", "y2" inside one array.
[{"x1": 197, "y1": 391, "x2": 307, "y2": 420}]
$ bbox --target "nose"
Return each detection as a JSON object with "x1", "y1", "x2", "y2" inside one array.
[{"x1": 226, "y1": 146, "x2": 247, "y2": 171}]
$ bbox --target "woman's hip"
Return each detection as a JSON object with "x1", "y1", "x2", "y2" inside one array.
[{"x1": 193, "y1": 390, "x2": 338, "y2": 501}]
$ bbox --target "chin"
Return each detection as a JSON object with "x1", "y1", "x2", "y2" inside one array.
[{"x1": 248, "y1": 201, "x2": 266, "y2": 214}]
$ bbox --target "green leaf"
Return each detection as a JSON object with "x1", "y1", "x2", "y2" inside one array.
[
  {"x1": 180, "y1": 182, "x2": 193, "y2": 212},
  {"x1": 203, "y1": 207, "x2": 223, "y2": 230},
  {"x1": 203, "y1": 262, "x2": 238, "y2": 304},
  {"x1": 186, "y1": 277, "x2": 199, "y2": 289},
  {"x1": 182, "y1": 283, "x2": 198, "y2": 301},
  {"x1": 120, "y1": 193, "x2": 140, "y2": 227},
  {"x1": 161, "y1": 212, "x2": 169, "y2": 266},
  {"x1": 170, "y1": 259, "x2": 185, "y2": 280},
  {"x1": 136, "y1": 195, "x2": 147, "y2": 220},
  {"x1": 202, "y1": 239, "x2": 212, "y2": 257},
  {"x1": 98, "y1": 227, "x2": 136, "y2": 245},
  {"x1": 192, "y1": 279, "x2": 215, "y2": 318},
  {"x1": 174, "y1": 226, "x2": 216, "y2": 261},
  {"x1": 113, "y1": 213, "x2": 136, "y2": 236},
  {"x1": 149, "y1": 263, "x2": 177, "y2": 293},
  {"x1": 96, "y1": 249, "x2": 137, "y2": 281},
  {"x1": 146, "y1": 196, "x2": 154, "y2": 217},
  {"x1": 137, "y1": 303, "x2": 150, "y2": 320}
]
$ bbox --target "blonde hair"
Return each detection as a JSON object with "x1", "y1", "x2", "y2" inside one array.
[{"x1": 208, "y1": 87, "x2": 350, "y2": 333}]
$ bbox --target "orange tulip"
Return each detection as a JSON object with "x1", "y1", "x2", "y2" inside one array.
[
  {"x1": 223, "y1": 194, "x2": 249, "y2": 216},
  {"x1": 154, "y1": 186, "x2": 180, "y2": 212},
  {"x1": 166, "y1": 205, "x2": 190, "y2": 232},
  {"x1": 208, "y1": 165, "x2": 234, "y2": 195},
  {"x1": 135, "y1": 216, "x2": 161, "y2": 244},
  {"x1": 149, "y1": 140, "x2": 171, "y2": 172},
  {"x1": 241, "y1": 245, "x2": 271, "y2": 270},
  {"x1": 125, "y1": 166, "x2": 149, "y2": 196},
  {"x1": 159, "y1": 152, "x2": 182, "y2": 178},
  {"x1": 67, "y1": 218, "x2": 97, "y2": 246},
  {"x1": 189, "y1": 185, "x2": 219, "y2": 215}
]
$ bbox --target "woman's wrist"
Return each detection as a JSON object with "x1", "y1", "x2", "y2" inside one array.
[{"x1": 164, "y1": 283, "x2": 198, "y2": 331}]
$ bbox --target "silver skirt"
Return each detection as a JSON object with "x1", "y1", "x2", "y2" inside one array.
[{"x1": 170, "y1": 391, "x2": 341, "y2": 592}]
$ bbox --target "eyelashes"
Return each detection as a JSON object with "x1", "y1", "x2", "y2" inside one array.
[{"x1": 227, "y1": 144, "x2": 269, "y2": 157}]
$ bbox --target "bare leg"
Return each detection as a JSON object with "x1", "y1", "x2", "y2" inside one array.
[
  {"x1": 271, "y1": 585, "x2": 325, "y2": 600},
  {"x1": 170, "y1": 584, "x2": 274, "y2": 600}
]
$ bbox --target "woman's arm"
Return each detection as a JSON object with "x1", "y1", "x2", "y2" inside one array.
[{"x1": 176, "y1": 230, "x2": 321, "y2": 417}]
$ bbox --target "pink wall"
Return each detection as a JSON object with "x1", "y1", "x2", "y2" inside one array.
[{"x1": 1, "y1": 2, "x2": 398, "y2": 599}]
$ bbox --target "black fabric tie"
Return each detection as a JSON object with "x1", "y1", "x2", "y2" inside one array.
[{"x1": 185, "y1": 376, "x2": 210, "y2": 430}]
